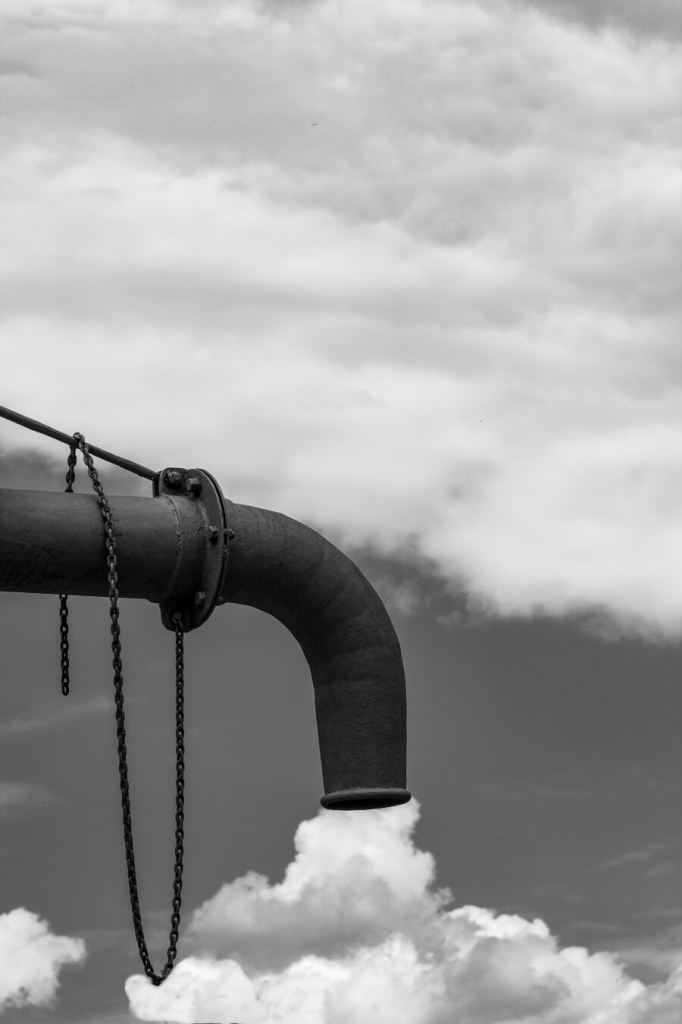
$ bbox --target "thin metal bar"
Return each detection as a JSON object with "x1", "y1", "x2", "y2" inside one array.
[{"x1": 0, "y1": 404, "x2": 157, "y2": 481}]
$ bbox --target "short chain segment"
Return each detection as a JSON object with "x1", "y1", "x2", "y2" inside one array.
[
  {"x1": 59, "y1": 596, "x2": 70, "y2": 696},
  {"x1": 59, "y1": 434, "x2": 185, "y2": 985},
  {"x1": 59, "y1": 445, "x2": 77, "y2": 696}
]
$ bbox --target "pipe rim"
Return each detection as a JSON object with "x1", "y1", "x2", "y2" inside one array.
[{"x1": 320, "y1": 788, "x2": 412, "y2": 810}]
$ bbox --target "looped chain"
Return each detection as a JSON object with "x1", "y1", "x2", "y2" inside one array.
[{"x1": 59, "y1": 434, "x2": 185, "y2": 985}]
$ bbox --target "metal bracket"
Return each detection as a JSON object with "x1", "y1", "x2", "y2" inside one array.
[{"x1": 154, "y1": 467, "x2": 230, "y2": 632}]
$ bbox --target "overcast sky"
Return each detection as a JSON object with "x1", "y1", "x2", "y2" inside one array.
[{"x1": 1, "y1": 0, "x2": 681, "y2": 1022}]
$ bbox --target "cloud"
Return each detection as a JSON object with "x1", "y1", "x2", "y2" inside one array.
[
  {"x1": 2, "y1": 0, "x2": 682, "y2": 640},
  {"x1": 0, "y1": 694, "x2": 112, "y2": 739},
  {"x1": 0, "y1": 780, "x2": 54, "y2": 814},
  {"x1": 126, "y1": 801, "x2": 682, "y2": 1023},
  {"x1": 0, "y1": 446, "x2": 148, "y2": 496},
  {"x1": 474, "y1": 778, "x2": 596, "y2": 805},
  {"x1": 518, "y1": 0, "x2": 682, "y2": 39},
  {"x1": 594, "y1": 843, "x2": 670, "y2": 872},
  {"x1": 79, "y1": 1016, "x2": 139, "y2": 1024},
  {"x1": 0, "y1": 908, "x2": 86, "y2": 1014},
  {"x1": 613, "y1": 923, "x2": 682, "y2": 986},
  {"x1": 185, "y1": 800, "x2": 439, "y2": 972}
]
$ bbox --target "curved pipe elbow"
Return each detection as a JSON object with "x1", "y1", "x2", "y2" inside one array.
[{"x1": 219, "y1": 501, "x2": 410, "y2": 811}]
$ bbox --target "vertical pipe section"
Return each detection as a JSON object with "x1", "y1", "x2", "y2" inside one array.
[{"x1": 219, "y1": 501, "x2": 410, "y2": 810}]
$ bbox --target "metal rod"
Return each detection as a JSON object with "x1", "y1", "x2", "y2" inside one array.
[{"x1": 0, "y1": 404, "x2": 157, "y2": 481}]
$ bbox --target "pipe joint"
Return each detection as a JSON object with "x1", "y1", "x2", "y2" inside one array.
[{"x1": 154, "y1": 468, "x2": 229, "y2": 632}]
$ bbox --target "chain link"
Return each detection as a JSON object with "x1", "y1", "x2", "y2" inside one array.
[
  {"x1": 59, "y1": 596, "x2": 70, "y2": 696},
  {"x1": 59, "y1": 445, "x2": 78, "y2": 696},
  {"x1": 63, "y1": 433, "x2": 185, "y2": 985}
]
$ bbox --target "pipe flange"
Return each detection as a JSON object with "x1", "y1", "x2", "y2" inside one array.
[{"x1": 155, "y1": 467, "x2": 230, "y2": 632}]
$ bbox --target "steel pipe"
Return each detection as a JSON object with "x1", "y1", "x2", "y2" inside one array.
[
  {"x1": 0, "y1": 488, "x2": 197, "y2": 601},
  {"x1": 0, "y1": 483, "x2": 410, "y2": 811}
]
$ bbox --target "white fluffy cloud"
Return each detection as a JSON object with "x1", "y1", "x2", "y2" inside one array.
[
  {"x1": 126, "y1": 802, "x2": 682, "y2": 1023},
  {"x1": 185, "y1": 800, "x2": 439, "y2": 971},
  {"x1": 0, "y1": 908, "x2": 86, "y2": 1014},
  {"x1": 2, "y1": 0, "x2": 682, "y2": 637}
]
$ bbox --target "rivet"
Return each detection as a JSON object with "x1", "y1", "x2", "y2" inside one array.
[
  {"x1": 186, "y1": 477, "x2": 202, "y2": 494},
  {"x1": 163, "y1": 470, "x2": 183, "y2": 489},
  {"x1": 208, "y1": 526, "x2": 220, "y2": 542},
  {"x1": 195, "y1": 591, "x2": 207, "y2": 605}
]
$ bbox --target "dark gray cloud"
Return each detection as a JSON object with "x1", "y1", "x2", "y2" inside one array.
[
  {"x1": 0, "y1": 694, "x2": 112, "y2": 739},
  {"x1": 519, "y1": 0, "x2": 682, "y2": 39},
  {"x1": 0, "y1": 446, "x2": 149, "y2": 496}
]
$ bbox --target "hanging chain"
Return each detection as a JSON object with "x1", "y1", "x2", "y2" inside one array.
[
  {"x1": 59, "y1": 596, "x2": 70, "y2": 696},
  {"x1": 59, "y1": 445, "x2": 78, "y2": 696},
  {"x1": 62, "y1": 433, "x2": 185, "y2": 985}
]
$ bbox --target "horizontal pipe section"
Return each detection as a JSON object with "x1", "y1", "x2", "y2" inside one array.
[{"x1": 0, "y1": 488, "x2": 205, "y2": 603}]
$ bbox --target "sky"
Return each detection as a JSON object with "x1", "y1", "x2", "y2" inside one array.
[{"x1": 0, "y1": 0, "x2": 681, "y2": 1020}]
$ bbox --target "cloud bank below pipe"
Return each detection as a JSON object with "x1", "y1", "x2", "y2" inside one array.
[
  {"x1": 126, "y1": 801, "x2": 682, "y2": 1024},
  {"x1": 0, "y1": 908, "x2": 86, "y2": 1015}
]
